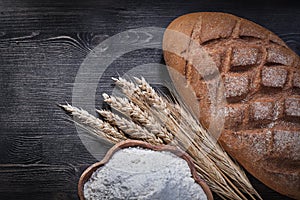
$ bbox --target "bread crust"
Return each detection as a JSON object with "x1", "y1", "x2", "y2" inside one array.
[{"x1": 163, "y1": 12, "x2": 300, "y2": 199}]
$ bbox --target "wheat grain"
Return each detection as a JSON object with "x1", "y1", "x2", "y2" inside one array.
[
  {"x1": 102, "y1": 93, "x2": 174, "y2": 144},
  {"x1": 59, "y1": 103, "x2": 126, "y2": 143},
  {"x1": 112, "y1": 77, "x2": 167, "y2": 113},
  {"x1": 97, "y1": 109, "x2": 164, "y2": 145}
]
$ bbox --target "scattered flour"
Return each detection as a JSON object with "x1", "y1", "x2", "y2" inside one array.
[{"x1": 84, "y1": 147, "x2": 207, "y2": 200}]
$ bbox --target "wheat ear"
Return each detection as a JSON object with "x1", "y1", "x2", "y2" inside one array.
[
  {"x1": 97, "y1": 109, "x2": 164, "y2": 145},
  {"x1": 59, "y1": 103, "x2": 126, "y2": 143},
  {"x1": 102, "y1": 93, "x2": 174, "y2": 144}
]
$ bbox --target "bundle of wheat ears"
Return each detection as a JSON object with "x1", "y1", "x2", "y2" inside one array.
[{"x1": 60, "y1": 77, "x2": 262, "y2": 200}]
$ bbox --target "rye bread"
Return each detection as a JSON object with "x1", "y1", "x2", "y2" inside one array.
[{"x1": 163, "y1": 12, "x2": 300, "y2": 199}]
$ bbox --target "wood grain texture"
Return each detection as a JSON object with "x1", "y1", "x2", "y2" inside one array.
[{"x1": 0, "y1": 0, "x2": 299, "y2": 199}]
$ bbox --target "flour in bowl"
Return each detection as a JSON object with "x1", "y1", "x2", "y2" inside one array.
[{"x1": 84, "y1": 147, "x2": 207, "y2": 200}]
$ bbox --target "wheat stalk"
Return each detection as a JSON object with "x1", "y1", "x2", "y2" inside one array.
[
  {"x1": 174, "y1": 102, "x2": 259, "y2": 198},
  {"x1": 144, "y1": 103, "x2": 247, "y2": 200},
  {"x1": 60, "y1": 77, "x2": 262, "y2": 200},
  {"x1": 112, "y1": 77, "x2": 261, "y2": 200}
]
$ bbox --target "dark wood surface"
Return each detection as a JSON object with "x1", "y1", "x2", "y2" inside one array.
[{"x1": 0, "y1": 0, "x2": 299, "y2": 199}]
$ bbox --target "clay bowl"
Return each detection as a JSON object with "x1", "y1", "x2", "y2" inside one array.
[{"x1": 78, "y1": 140, "x2": 214, "y2": 200}]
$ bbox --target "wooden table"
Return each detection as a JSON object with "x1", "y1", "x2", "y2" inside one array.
[{"x1": 0, "y1": 0, "x2": 299, "y2": 199}]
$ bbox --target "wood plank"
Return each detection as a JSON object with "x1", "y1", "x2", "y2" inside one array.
[
  {"x1": 0, "y1": 1, "x2": 299, "y2": 35},
  {"x1": 0, "y1": 131, "x2": 114, "y2": 164},
  {"x1": 0, "y1": 164, "x2": 84, "y2": 193},
  {"x1": 0, "y1": 192, "x2": 78, "y2": 200}
]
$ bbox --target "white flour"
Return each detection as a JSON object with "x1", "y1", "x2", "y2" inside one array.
[{"x1": 84, "y1": 147, "x2": 207, "y2": 200}]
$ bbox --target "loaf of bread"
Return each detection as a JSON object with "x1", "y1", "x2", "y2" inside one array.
[{"x1": 163, "y1": 12, "x2": 300, "y2": 199}]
